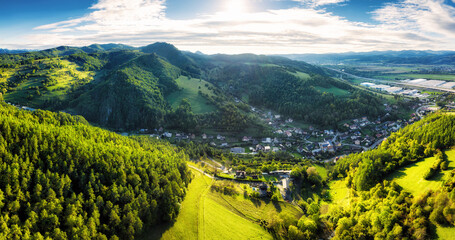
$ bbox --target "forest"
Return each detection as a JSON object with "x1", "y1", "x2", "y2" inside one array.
[
  {"x1": 0, "y1": 103, "x2": 191, "y2": 239},
  {"x1": 0, "y1": 43, "x2": 389, "y2": 131}
]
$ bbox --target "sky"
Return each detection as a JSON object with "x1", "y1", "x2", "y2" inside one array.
[{"x1": 1, "y1": 0, "x2": 455, "y2": 54}]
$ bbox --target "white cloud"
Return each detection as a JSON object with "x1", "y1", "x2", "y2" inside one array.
[
  {"x1": 2, "y1": 0, "x2": 455, "y2": 54},
  {"x1": 292, "y1": 0, "x2": 348, "y2": 7},
  {"x1": 372, "y1": 0, "x2": 455, "y2": 38}
]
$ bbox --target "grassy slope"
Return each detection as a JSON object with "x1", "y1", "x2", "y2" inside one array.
[
  {"x1": 328, "y1": 179, "x2": 350, "y2": 208},
  {"x1": 207, "y1": 184, "x2": 303, "y2": 222},
  {"x1": 204, "y1": 197, "x2": 273, "y2": 240},
  {"x1": 4, "y1": 58, "x2": 93, "y2": 106},
  {"x1": 146, "y1": 169, "x2": 273, "y2": 240},
  {"x1": 386, "y1": 149, "x2": 455, "y2": 195},
  {"x1": 315, "y1": 86, "x2": 351, "y2": 97},
  {"x1": 166, "y1": 76, "x2": 216, "y2": 114}
]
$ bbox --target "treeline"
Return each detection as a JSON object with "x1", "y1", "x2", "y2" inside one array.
[
  {"x1": 0, "y1": 103, "x2": 191, "y2": 239},
  {"x1": 423, "y1": 149, "x2": 449, "y2": 179},
  {"x1": 333, "y1": 113, "x2": 455, "y2": 191}
]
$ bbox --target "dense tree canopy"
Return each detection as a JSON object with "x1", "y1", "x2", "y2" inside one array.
[{"x1": 0, "y1": 103, "x2": 191, "y2": 239}]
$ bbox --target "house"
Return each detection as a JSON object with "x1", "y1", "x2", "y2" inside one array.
[
  {"x1": 262, "y1": 138, "x2": 272, "y2": 143},
  {"x1": 355, "y1": 140, "x2": 361, "y2": 145},
  {"x1": 272, "y1": 147, "x2": 280, "y2": 152},
  {"x1": 230, "y1": 147, "x2": 245, "y2": 154},
  {"x1": 163, "y1": 132, "x2": 172, "y2": 138},
  {"x1": 202, "y1": 134, "x2": 207, "y2": 139},
  {"x1": 285, "y1": 131, "x2": 292, "y2": 137},
  {"x1": 221, "y1": 143, "x2": 229, "y2": 147},
  {"x1": 242, "y1": 136, "x2": 250, "y2": 142},
  {"x1": 235, "y1": 171, "x2": 246, "y2": 179},
  {"x1": 264, "y1": 146, "x2": 271, "y2": 152},
  {"x1": 210, "y1": 142, "x2": 217, "y2": 147},
  {"x1": 259, "y1": 183, "x2": 268, "y2": 197},
  {"x1": 256, "y1": 144, "x2": 264, "y2": 151}
]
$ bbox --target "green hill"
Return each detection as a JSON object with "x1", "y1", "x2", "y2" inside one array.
[
  {"x1": 0, "y1": 42, "x2": 389, "y2": 130},
  {"x1": 69, "y1": 53, "x2": 181, "y2": 130},
  {"x1": 0, "y1": 102, "x2": 191, "y2": 239}
]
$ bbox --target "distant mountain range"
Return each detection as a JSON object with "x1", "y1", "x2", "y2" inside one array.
[
  {"x1": 0, "y1": 48, "x2": 29, "y2": 54},
  {"x1": 281, "y1": 50, "x2": 455, "y2": 65}
]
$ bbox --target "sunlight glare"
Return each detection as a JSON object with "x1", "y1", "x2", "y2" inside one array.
[{"x1": 224, "y1": 0, "x2": 249, "y2": 14}]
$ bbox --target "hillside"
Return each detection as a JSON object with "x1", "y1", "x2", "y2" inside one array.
[
  {"x1": 0, "y1": 102, "x2": 191, "y2": 239},
  {"x1": 68, "y1": 53, "x2": 181, "y2": 130},
  {"x1": 0, "y1": 42, "x2": 388, "y2": 131},
  {"x1": 199, "y1": 57, "x2": 385, "y2": 127},
  {"x1": 324, "y1": 113, "x2": 455, "y2": 239}
]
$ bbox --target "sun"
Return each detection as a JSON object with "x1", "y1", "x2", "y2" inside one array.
[{"x1": 224, "y1": 0, "x2": 249, "y2": 14}]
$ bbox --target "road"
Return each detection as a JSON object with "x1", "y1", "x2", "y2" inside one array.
[{"x1": 188, "y1": 164, "x2": 214, "y2": 179}]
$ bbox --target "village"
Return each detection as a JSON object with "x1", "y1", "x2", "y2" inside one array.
[{"x1": 152, "y1": 100, "x2": 436, "y2": 162}]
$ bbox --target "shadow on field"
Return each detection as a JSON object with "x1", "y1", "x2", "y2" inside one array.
[{"x1": 138, "y1": 221, "x2": 176, "y2": 240}]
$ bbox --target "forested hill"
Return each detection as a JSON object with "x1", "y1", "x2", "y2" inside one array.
[
  {"x1": 199, "y1": 55, "x2": 384, "y2": 126},
  {"x1": 333, "y1": 113, "x2": 455, "y2": 191},
  {"x1": 0, "y1": 42, "x2": 386, "y2": 130},
  {"x1": 0, "y1": 102, "x2": 191, "y2": 239}
]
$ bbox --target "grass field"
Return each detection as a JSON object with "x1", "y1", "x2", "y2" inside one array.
[
  {"x1": 289, "y1": 71, "x2": 311, "y2": 80},
  {"x1": 436, "y1": 226, "x2": 455, "y2": 240},
  {"x1": 208, "y1": 186, "x2": 303, "y2": 222},
  {"x1": 312, "y1": 164, "x2": 328, "y2": 180},
  {"x1": 145, "y1": 168, "x2": 274, "y2": 240},
  {"x1": 166, "y1": 76, "x2": 217, "y2": 114},
  {"x1": 386, "y1": 149, "x2": 455, "y2": 195},
  {"x1": 315, "y1": 86, "x2": 351, "y2": 97},
  {"x1": 328, "y1": 179, "x2": 350, "y2": 208}
]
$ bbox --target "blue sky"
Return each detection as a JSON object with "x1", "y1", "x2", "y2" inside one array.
[{"x1": 1, "y1": 0, "x2": 455, "y2": 54}]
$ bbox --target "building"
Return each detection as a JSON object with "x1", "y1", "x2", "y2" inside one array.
[
  {"x1": 259, "y1": 183, "x2": 268, "y2": 197},
  {"x1": 230, "y1": 147, "x2": 245, "y2": 154}
]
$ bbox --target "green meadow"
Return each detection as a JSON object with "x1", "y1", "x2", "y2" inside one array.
[
  {"x1": 386, "y1": 149, "x2": 455, "y2": 195},
  {"x1": 146, "y1": 168, "x2": 274, "y2": 240},
  {"x1": 315, "y1": 86, "x2": 351, "y2": 97},
  {"x1": 166, "y1": 76, "x2": 217, "y2": 114}
]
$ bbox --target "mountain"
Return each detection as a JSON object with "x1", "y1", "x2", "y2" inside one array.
[
  {"x1": 282, "y1": 50, "x2": 455, "y2": 65},
  {"x1": 0, "y1": 102, "x2": 190, "y2": 239},
  {"x1": 69, "y1": 53, "x2": 180, "y2": 130},
  {"x1": 81, "y1": 43, "x2": 136, "y2": 53},
  {"x1": 141, "y1": 42, "x2": 201, "y2": 77},
  {"x1": 0, "y1": 48, "x2": 29, "y2": 54},
  {"x1": 0, "y1": 42, "x2": 388, "y2": 130}
]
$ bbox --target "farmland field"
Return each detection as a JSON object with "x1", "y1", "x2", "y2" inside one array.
[
  {"x1": 376, "y1": 74, "x2": 455, "y2": 81},
  {"x1": 166, "y1": 76, "x2": 217, "y2": 114}
]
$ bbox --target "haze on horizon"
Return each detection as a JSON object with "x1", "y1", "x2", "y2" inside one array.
[{"x1": 1, "y1": 0, "x2": 455, "y2": 54}]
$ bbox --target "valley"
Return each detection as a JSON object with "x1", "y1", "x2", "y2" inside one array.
[{"x1": 1, "y1": 44, "x2": 455, "y2": 240}]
